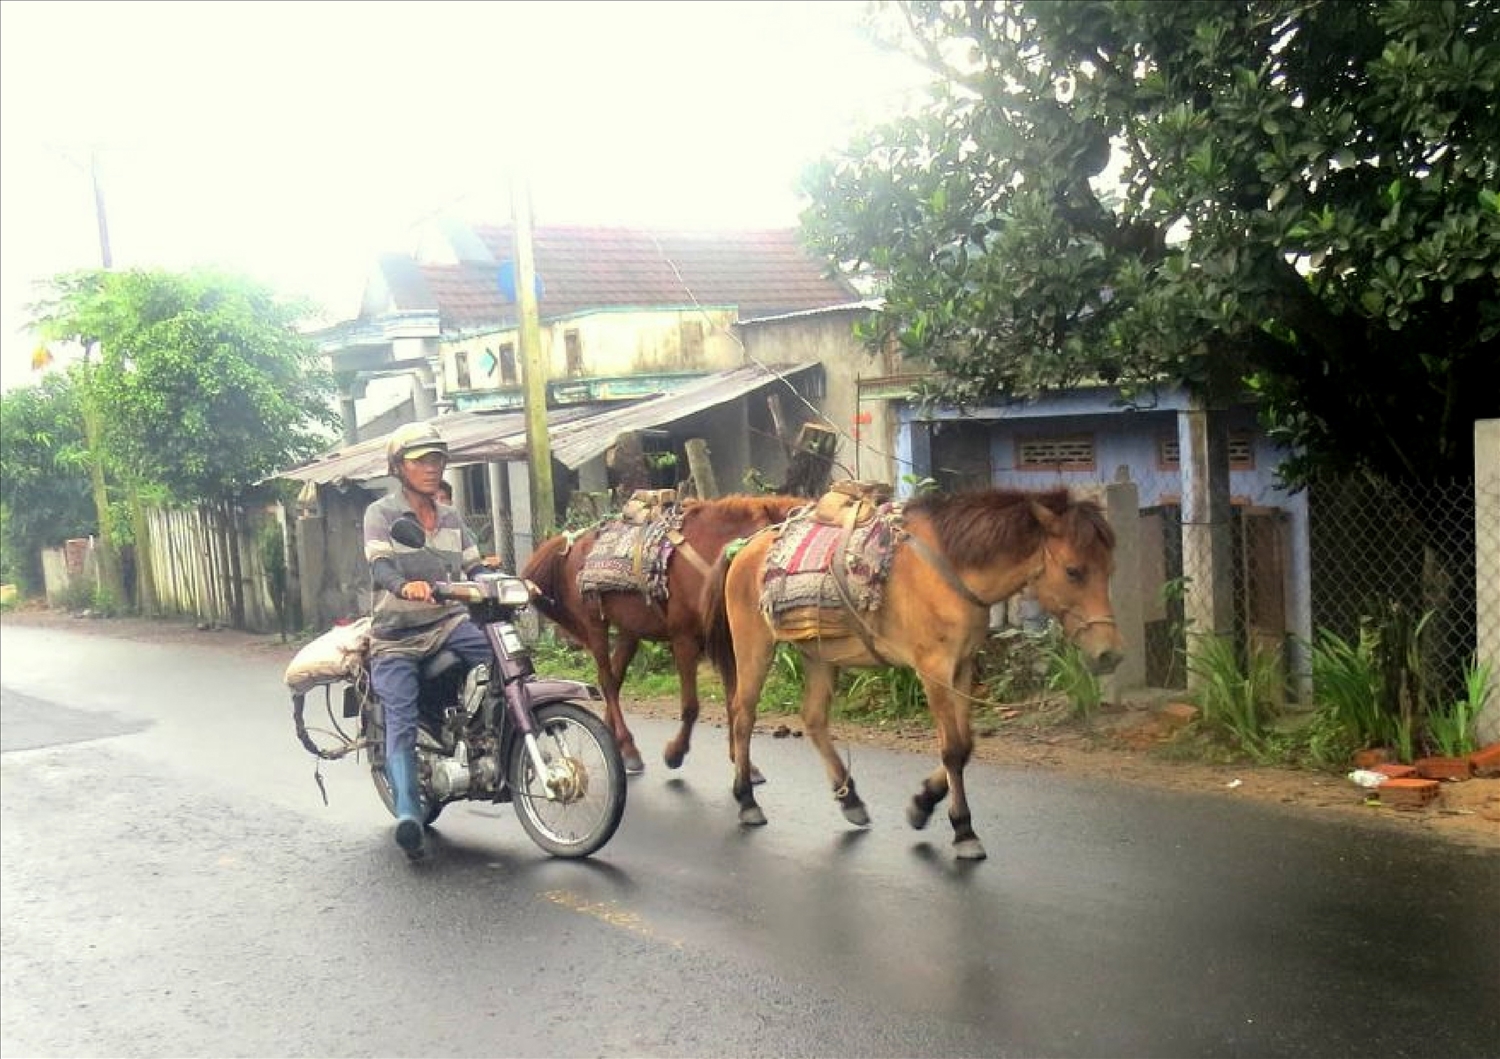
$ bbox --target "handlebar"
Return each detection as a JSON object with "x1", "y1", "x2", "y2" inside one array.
[{"x1": 427, "y1": 572, "x2": 534, "y2": 607}]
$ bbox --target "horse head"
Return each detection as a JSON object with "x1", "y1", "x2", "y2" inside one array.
[{"x1": 1029, "y1": 498, "x2": 1125, "y2": 674}]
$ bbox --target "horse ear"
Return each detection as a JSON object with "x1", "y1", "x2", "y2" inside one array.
[{"x1": 1030, "y1": 499, "x2": 1061, "y2": 534}]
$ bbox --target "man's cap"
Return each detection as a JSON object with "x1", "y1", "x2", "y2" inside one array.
[{"x1": 402, "y1": 445, "x2": 447, "y2": 461}]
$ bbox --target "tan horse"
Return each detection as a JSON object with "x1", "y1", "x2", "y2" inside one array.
[
  {"x1": 701, "y1": 486, "x2": 1125, "y2": 861},
  {"x1": 524, "y1": 494, "x2": 806, "y2": 775}
]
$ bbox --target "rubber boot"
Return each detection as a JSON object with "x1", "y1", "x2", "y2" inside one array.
[{"x1": 386, "y1": 749, "x2": 425, "y2": 857}]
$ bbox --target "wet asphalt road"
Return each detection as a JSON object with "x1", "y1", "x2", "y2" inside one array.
[{"x1": 1, "y1": 622, "x2": 1497, "y2": 1058}]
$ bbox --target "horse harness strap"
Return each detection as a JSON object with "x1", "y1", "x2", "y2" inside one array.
[
  {"x1": 666, "y1": 528, "x2": 713, "y2": 578},
  {"x1": 830, "y1": 503, "x2": 892, "y2": 665},
  {"x1": 902, "y1": 532, "x2": 991, "y2": 611}
]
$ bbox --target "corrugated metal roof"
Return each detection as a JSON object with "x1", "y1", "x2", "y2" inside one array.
[
  {"x1": 273, "y1": 362, "x2": 817, "y2": 485},
  {"x1": 547, "y1": 362, "x2": 818, "y2": 469}
]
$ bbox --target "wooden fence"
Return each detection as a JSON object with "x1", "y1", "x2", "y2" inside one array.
[{"x1": 140, "y1": 501, "x2": 292, "y2": 634}]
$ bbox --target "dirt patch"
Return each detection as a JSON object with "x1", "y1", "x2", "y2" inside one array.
[{"x1": 6, "y1": 605, "x2": 1498, "y2": 852}]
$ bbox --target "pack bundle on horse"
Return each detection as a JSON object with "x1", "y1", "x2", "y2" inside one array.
[
  {"x1": 701, "y1": 484, "x2": 1125, "y2": 861},
  {"x1": 522, "y1": 491, "x2": 807, "y2": 775}
]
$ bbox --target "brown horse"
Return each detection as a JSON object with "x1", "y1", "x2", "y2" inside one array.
[
  {"x1": 701, "y1": 485, "x2": 1125, "y2": 861},
  {"x1": 523, "y1": 494, "x2": 806, "y2": 775}
]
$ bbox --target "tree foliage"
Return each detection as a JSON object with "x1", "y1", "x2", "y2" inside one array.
[
  {"x1": 802, "y1": 0, "x2": 1500, "y2": 483},
  {"x1": 29, "y1": 268, "x2": 338, "y2": 501},
  {"x1": 0, "y1": 371, "x2": 97, "y2": 589}
]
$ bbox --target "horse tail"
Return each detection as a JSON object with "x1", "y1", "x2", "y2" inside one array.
[
  {"x1": 521, "y1": 533, "x2": 585, "y2": 641},
  {"x1": 700, "y1": 548, "x2": 737, "y2": 688}
]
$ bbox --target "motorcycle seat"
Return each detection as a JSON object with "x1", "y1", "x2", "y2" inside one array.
[{"x1": 421, "y1": 648, "x2": 465, "y2": 683}]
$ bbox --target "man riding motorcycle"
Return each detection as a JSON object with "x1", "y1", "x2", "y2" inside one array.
[{"x1": 364, "y1": 422, "x2": 494, "y2": 858}]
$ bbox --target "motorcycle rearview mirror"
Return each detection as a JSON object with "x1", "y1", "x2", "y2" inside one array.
[{"x1": 390, "y1": 515, "x2": 427, "y2": 549}]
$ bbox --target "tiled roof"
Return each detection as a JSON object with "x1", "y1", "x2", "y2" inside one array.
[{"x1": 383, "y1": 224, "x2": 859, "y2": 334}]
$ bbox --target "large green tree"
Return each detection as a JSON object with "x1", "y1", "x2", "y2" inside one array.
[
  {"x1": 802, "y1": 0, "x2": 1500, "y2": 483},
  {"x1": 28, "y1": 268, "x2": 338, "y2": 616},
  {"x1": 33, "y1": 268, "x2": 338, "y2": 499},
  {"x1": 0, "y1": 371, "x2": 97, "y2": 593}
]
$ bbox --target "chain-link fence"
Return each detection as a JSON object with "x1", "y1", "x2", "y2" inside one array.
[
  {"x1": 1130, "y1": 467, "x2": 1494, "y2": 711},
  {"x1": 464, "y1": 510, "x2": 516, "y2": 569},
  {"x1": 1306, "y1": 473, "x2": 1489, "y2": 711}
]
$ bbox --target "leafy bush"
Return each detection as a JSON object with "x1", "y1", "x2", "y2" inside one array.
[
  {"x1": 1046, "y1": 639, "x2": 1104, "y2": 720},
  {"x1": 842, "y1": 664, "x2": 928, "y2": 725},
  {"x1": 974, "y1": 627, "x2": 1054, "y2": 702},
  {"x1": 1301, "y1": 604, "x2": 1473, "y2": 763},
  {"x1": 1426, "y1": 658, "x2": 1493, "y2": 758},
  {"x1": 1185, "y1": 633, "x2": 1283, "y2": 762},
  {"x1": 1307, "y1": 623, "x2": 1387, "y2": 751}
]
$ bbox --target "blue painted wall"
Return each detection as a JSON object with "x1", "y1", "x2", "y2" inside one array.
[{"x1": 894, "y1": 385, "x2": 1313, "y2": 691}]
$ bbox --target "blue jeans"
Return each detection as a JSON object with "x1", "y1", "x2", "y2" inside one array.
[{"x1": 370, "y1": 619, "x2": 493, "y2": 760}]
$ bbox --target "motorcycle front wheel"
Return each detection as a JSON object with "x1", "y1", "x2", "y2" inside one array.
[{"x1": 506, "y1": 701, "x2": 626, "y2": 858}]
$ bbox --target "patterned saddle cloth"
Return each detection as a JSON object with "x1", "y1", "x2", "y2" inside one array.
[
  {"x1": 760, "y1": 503, "x2": 905, "y2": 623},
  {"x1": 576, "y1": 508, "x2": 683, "y2": 602}
]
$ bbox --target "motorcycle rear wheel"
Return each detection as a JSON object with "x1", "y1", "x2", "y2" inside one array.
[{"x1": 507, "y1": 701, "x2": 626, "y2": 858}]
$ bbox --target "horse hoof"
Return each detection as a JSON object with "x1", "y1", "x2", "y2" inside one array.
[
  {"x1": 842, "y1": 804, "x2": 870, "y2": 827},
  {"x1": 954, "y1": 838, "x2": 987, "y2": 861},
  {"x1": 906, "y1": 803, "x2": 933, "y2": 831},
  {"x1": 749, "y1": 765, "x2": 767, "y2": 786},
  {"x1": 663, "y1": 748, "x2": 685, "y2": 770},
  {"x1": 739, "y1": 806, "x2": 767, "y2": 827},
  {"x1": 623, "y1": 751, "x2": 646, "y2": 775}
]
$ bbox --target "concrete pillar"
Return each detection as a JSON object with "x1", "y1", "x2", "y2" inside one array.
[
  {"x1": 339, "y1": 394, "x2": 359, "y2": 446},
  {"x1": 1475, "y1": 419, "x2": 1500, "y2": 744},
  {"x1": 296, "y1": 514, "x2": 328, "y2": 631},
  {"x1": 508, "y1": 461, "x2": 535, "y2": 571},
  {"x1": 447, "y1": 471, "x2": 468, "y2": 515},
  {"x1": 1101, "y1": 468, "x2": 1146, "y2": 699},
  {"x1": 1178, "y1": 393, "x2": 1235, "y2": 656},
  {"x1": 906, "y1": 421, "x2": 933, "y2": 494},
  {"x1": 411, "y1": 366, "x2": 436, "y2": 420}
]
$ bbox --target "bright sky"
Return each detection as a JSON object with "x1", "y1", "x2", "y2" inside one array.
[{"x1": 0, "y1": 0, "x2": 924, "y2": 391}]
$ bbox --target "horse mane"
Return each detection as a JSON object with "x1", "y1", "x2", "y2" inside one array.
[{"x1": 903, "y1": 486, "x2": 1114, "y2": 568}]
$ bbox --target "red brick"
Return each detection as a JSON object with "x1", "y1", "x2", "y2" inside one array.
[
  {"x1": 1353, "y1": 748, "x2": 1391, "y2": 769},
  {"x1": 1415, "y1": 756, "x2": 1474, "y2": 781},
  {"x1": 1375, "y1": 777, "x2": 1442, "y2": 809},
  {"x1": 1469, "y1": 742, "x2": 1500, "y2": 778},
  {"x1": 1156, "y1": 703, "x2": 1199, "y2": 730},
  {"x1": 1372, "y1": 763, "x2": 1417, "y2": 780}
]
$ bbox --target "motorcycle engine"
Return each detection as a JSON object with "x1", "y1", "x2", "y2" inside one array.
[
  {"x1": 429, "y1": 751, "x2": 499, "y2": 798},
  {"x1": 430, "y1": 756, "x2": 471, "y2": 798}
]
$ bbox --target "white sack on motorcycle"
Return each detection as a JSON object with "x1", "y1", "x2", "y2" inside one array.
[{"x1": 284, "y1": 617, "x2": 372, "y2": 694}]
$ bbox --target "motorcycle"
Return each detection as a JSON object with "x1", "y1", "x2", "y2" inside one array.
[{"x1": 286, "y1": 516, "x2": 627, "y2": 859}]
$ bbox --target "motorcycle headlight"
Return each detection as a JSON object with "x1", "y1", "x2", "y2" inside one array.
[{"x1": 480, "y1": 574, "x2": 532, "y2": 607}]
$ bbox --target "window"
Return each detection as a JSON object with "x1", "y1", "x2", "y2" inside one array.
[
  {"x1": 499, "y1": 343, "x2": 517, "y2": 385},
  {"x1": 454, "y1": 350, "x2": 472, "y2": 390},
  {"x1": 1157, "y1": 433, "x2": 1255, "y2": 470},
  {"x1": 1017, "y1": 435, "x2": 1096, "y2": 472},
  {"x1": 564, "y1": 329, "x2": 583, "y2": 376}
]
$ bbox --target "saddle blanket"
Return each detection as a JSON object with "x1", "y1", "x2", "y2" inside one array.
[
  {"x1": 760, "y1": 503, "x2": 904, "y2": 618},
  {"x1": 577, "y1": 511, "x2": 680, "y2": 600}
]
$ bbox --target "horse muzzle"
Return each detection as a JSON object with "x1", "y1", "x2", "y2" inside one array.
[{"x1": 1067, "y1": 614, "x2": 1125, "y2": 675}]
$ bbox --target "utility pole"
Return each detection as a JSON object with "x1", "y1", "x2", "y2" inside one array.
[
  {"x1": 512, "y1": 174, "x2": 555, "y2": 542},
  {"x1": 81, "y1": 150, "x2": 126, "y2": 607},
  {"x1": 91, "y1": 151, "x2": 113, "y2": 269}
]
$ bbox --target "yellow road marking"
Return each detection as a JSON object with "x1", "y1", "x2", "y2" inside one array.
[{"x1": 541, "y1": 889, "x2": 681, "y2": 947}]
